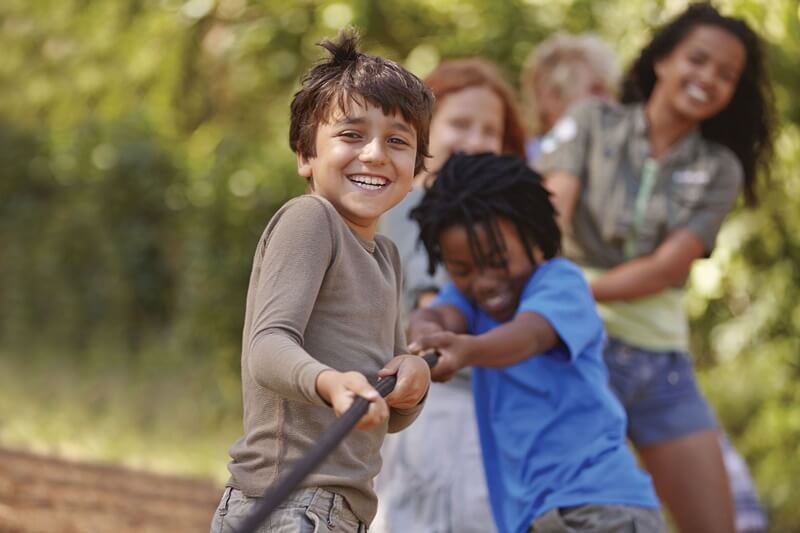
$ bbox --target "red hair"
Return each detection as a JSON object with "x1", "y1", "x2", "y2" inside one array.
[{"x1": 424, "y1": 58, "x2": 526, "y2": 159}]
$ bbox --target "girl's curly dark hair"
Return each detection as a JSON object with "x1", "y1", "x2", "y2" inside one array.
[
  {"x1": 621, "y1": 2, "x2": 775, "y2": 206},
  {"x1": 410, "y1": 153, "x2": 561, "y2": 276}
]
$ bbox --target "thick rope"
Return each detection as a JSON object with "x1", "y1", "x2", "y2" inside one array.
[{"x1": 236, "y1": 350, "x2": 439, "y2": 533}]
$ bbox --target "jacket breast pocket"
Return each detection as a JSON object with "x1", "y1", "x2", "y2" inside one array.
[{"x1": 670, "y1": 168, "x2": 712, "y2": 209}]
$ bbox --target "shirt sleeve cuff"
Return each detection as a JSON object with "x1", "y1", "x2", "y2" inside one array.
[
  {"x1": 387, "y1": 389, "x2": 428, "y2": 433},
  {"x1": 299, "y1": 361, "x2": 336, "y2": 407}
]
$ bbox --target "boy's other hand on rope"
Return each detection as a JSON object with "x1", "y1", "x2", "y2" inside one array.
[
  {"x1": 315, "y1": 370, "x2": 389, "y2": 430},
  {"x1": 378, "y1": 354, "x2": 431, "y2": 410}
]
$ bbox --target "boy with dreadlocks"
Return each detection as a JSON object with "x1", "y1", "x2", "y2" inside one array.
[
  {"x1": 408, "y1": 152, "x2": 665, "y2": 533},
  {"x1": 210, "y1": 31, "x2": 433, "y2": 533}
]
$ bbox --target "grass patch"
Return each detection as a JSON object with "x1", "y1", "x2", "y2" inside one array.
[{"x1": 0, "y1": 345, "x2": 243, "y2": 483}]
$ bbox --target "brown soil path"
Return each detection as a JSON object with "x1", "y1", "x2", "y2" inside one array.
[{"x1": 0, "y1": 447, "x2": 221, "y2": 533}]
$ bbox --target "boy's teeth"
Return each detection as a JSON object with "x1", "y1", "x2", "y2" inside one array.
[
  {"x1": 349, "y1": 175, "x2": 388, "y2": 189},
  {"x1": 351, "y1": 175, "x2": 387, "y2": 185},
  {"x1": 486, "y1": 294, "x2": 505, "y2": 307}
]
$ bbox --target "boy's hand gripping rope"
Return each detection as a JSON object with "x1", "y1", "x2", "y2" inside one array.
[{"x1": 236, "y1": 350, "x2": 440, "y2": 533}]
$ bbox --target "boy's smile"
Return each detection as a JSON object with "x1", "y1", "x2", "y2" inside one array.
[
  {"x1": 440, "y1": 218, "x2": 542, "y2": 322},
  {"x1": 297, "y1": 101, "x2": 417, "y2": 240}
]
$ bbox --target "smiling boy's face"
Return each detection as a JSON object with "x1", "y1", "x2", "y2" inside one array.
[
  {"x1": 297, "y1": 100, "x2": 417, "y2": 240},
  {"x1": 439, "y1": 217, "x2": 542, "y2": 322}
]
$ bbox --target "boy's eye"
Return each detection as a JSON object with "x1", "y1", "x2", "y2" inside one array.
[
  {"x1": 481, "y1": 251, "x2": 507, "y2": 269},
  {"x1": 444, "y1": 262, "x2": 470, "y2": 278},
  {"x1": 388, "y1": 136, "x2": 410, "y2": 146},
  {"x1": 338, "y1": 130, "x2": 362, "y2": 139}
]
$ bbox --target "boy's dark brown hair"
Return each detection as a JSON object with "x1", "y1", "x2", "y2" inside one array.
[{"x1": 290, "y1": 30, "x2": 435, "y2": 175}]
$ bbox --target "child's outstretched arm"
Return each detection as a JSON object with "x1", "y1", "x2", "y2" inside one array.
[
  {"x1": 406, "y1": 304, "x2": 466, "y2": 382},
  {"x1": 409, "y1": 306, "x2": 559, "y2": 382}
]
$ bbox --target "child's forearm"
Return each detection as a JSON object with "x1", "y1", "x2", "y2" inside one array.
[
  {"x1": 407, "y1": 304, "x2": 468, "y2": 342},
  {"x1": 462, "y1": 312, "x2": 558, "y2": 368},
  {"x1": 407, "y1": 308, "x2": 447, "y2": 340},
  {"x1": 591, "y1": 228, "x2": 704, "y2": 302},
  {"x1": 249, "y1": 331, "x2": 332, "y2": 405}
]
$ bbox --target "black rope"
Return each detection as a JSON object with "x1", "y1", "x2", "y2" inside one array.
[{"x1": 236, "y1": 350, "x2": 440, "y2": 533}]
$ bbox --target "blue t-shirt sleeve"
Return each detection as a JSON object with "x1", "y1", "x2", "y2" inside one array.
[
  {"x1": 517, "y1": 259, "x2": 604, "y2": 360},
  {"x1": 432, "y1": 281, "x2": 477, "y2": 332}
]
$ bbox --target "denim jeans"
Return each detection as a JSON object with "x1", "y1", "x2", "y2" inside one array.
[
  {"x1": 210, "y1": 486, "x2": 368, "y2": 533},
  {"x1": 529, "y1": 504, "x2": 666, "y2": 533}
]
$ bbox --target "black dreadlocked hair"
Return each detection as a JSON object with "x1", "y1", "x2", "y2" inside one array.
[{"x1": 410, "y1": 153, "x2": 561, "y2": 276}]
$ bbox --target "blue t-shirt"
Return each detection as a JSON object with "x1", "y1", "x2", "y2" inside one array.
[{"x1": 434, "y1": 258, "x2": 658, "y2": 533}]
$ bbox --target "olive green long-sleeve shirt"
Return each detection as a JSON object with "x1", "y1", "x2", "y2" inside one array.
[{"x1": 226, "y1": 194, "x2": 423, "y2": 525}]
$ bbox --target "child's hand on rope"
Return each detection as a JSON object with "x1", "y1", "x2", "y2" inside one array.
[
  {"x1": 409, "y1": 332, "x2": 473, "y2": 382},
  {"x1": 315, "y1": 370, "x2": 389, "y2": 430},
  {"x1": 378, "y1": 354, "x2": 431, "y2": 410}
]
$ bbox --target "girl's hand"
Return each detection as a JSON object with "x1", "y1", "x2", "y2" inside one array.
[
  {"x1": 315, "y1": 370, "x2": 389, "y2": 430},
  {"x1": 378, "y1": 354, "x2": 431, "y2": 410},
  {"x1": 409, "y1": 331, "x2": 473, "y2": 382}
]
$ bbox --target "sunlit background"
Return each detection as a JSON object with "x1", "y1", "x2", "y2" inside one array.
[{"x1": 1, "y1": 0, "x2": 798, "y2": 530}]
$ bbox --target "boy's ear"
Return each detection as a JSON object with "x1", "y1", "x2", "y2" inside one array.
[{"x1": 296, "y1": 153, "x2": 312, "y2": 178}]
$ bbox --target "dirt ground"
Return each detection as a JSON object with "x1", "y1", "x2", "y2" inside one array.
[{"x1": 0, "y1": 447, "x2": 222, "y2": 533}]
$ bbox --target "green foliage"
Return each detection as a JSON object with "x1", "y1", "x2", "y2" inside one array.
[
  {"x1": 0, "y1": 346, "x2": 242, "y2": 480},
  {"x1": 1, "y1": 0, "x2": 798, "y2": 529}
]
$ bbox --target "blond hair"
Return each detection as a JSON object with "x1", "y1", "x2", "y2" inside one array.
[{"x1": 522, "y1": 32, "x2": 619, "y2": 134}]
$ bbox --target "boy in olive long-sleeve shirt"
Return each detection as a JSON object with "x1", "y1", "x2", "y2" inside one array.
[{"x1": 210, "y1": 31, "x2": 434, "y2": 533}]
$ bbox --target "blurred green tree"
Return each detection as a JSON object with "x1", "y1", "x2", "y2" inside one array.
[{"x1": 0, "y1": 0, "x2": 798, "y2": 528}]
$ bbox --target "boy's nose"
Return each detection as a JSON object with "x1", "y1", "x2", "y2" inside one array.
[
  {"x1": 472, "y1": 271, "x2": 500, "y2": 298},
  {"x1": 359, "y1": 138, "x2": 387, "y2": 164}
]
